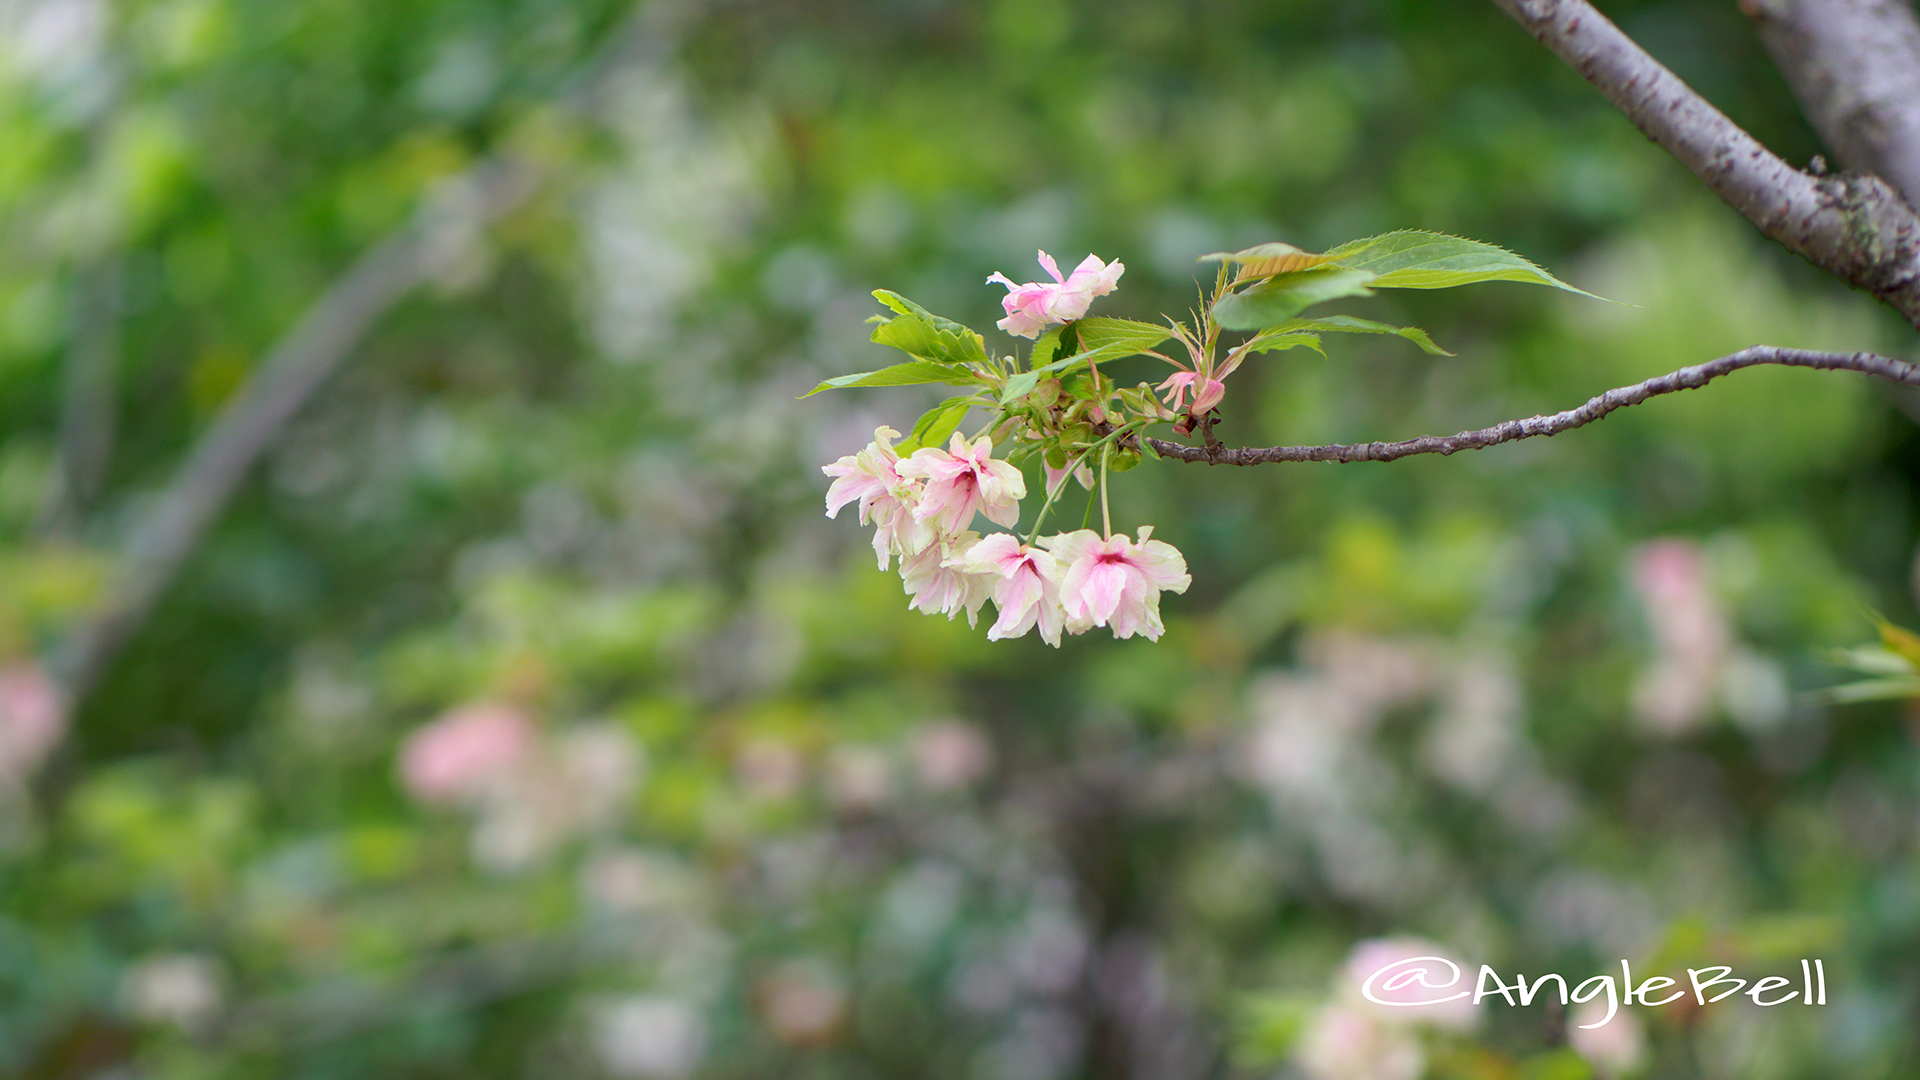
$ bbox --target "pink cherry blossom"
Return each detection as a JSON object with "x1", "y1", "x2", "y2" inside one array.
[
  {"x1": 900, "y1": 532, "x2": 994, "y2": 626},
  {"x1": 985, "y1": 251, "x2": 1125, "y2": 339},
  {"x1": 1157, "y1": 370, "x2": 1225, "y2": 416},
  {"x1": 0, "y1": 662, "x2": 64, "y2": 790},
  {"x1": 399, "y1": 702, "x2": 535, "y2": 805},
  {"x1": 823, "y1": 426, "x2": 935, "y2": 569},
  {"x1": 946, "y1": 533, "x2": 1066, "y2": 647},
  {"x1": 895, "y1": 434, "x2": 1026, "y2": 536},
  {"x1": 1041, "y1": 526, "x2": 1191, "y2": 641}
]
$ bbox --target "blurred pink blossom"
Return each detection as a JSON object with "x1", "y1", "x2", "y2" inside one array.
[
  {"x1": 0, "y1": 662, "x2": 63, "y2": 790},
  {"x1": 1629, "y1": 539, "x2": 1728, "y2": 734},
  {"x1": 824, "y1": 743, "x2": 894, "y2": 811},
  {"x1": 912, "y1": 720, "x2": 993, "y2": 790},
  {"x1": 896, "y1": 434, "x2": 1026, "y2": 535},
  {"x1": 1567, "y1": 999, "x2": 1646, "y2": 1073},
  {"x1": 1341, "y1": 936, "x2": 1479, "y2": 1031},
  {"x1": 986, "y1": 251, "x2": 1124, "y2": 338},
  {"x1": 758, "y1": 958, "x2": 847, "y2": 1046},
  {"x1": 736, "y1": 736, "x2": 806, "y2": 800},
  {"x1": 1042, "y1": 526, "x2": 1191, "y2": 641},
  {"x1": 1295, "y1": 1006, "x2": 1424, "y2": 1080},
  {"x1": 398, "y1": 702, "x2": 535, "y2": 805}
]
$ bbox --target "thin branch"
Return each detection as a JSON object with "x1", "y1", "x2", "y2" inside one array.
[
  {"x1": 48, "y1": 0, "x2": 711, "y2": 708},
  {"x1": 37, "y1": 257, "x2": 123, "y2": 536},
  {"x1": 1743, "y1": 0, "x2": 1920, "y2": 212},
  {"x1": 50, "y1": 164, "x2": 535, "y2": 702},
  {"x1": 1489, "y1": 0, "x2": 1920, "y2": 331},
  {"x1": 1144, "y1": 347, "x2": 1920, "y2": 466}
]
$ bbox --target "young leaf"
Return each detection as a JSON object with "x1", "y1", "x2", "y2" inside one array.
[
  {"x1": 1028, "y1": 326, "x2": 1066, "y2": 372},
  {"x1": 1198, "y1": 242, "x2": 1339, "y2": 282},
  {"x1": 901, "y1": 396, "x2": 975, "y2": 451},
  {"x1": 1002, "y1": 336, "x2": 1151, "y2": 403},
  {"x1": 1270, "y1": 315, "x2": 1451, "y2": 355},
  {"x1": 1821, "y1": 675, "x2": 1920, "y2": 703},
  {"x1": 1075, "y1": 317, "x2": 1172, "y2": 356},
  {"x1": 1239, "y1": 332, "x2": 1323, "y2": 356},
  {"x1": 1210, "y1": 266, "x2": 1377, "y2": 330},
  {"x1": 803, "y1": 360, "x2": 977, "y2": 397},
  {"x1": 1323, "y1": 230, "x2": 1601, "y2": 297},
  {"x1": 1002, "y1": 369, "x2": 1043, "y2": 404},
  {"x1": 1218, "y1": 331, "x2": 1322, "y2": 380},
  {"x1": 1877, "y1": 616, "x2": 1920, "y2": 669},
  {"x1": 870, "y1": 290, "x2": 989, "y2": 364}
]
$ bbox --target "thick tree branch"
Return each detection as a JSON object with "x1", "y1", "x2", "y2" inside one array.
[
  {"x1": 1742, "y1": 0, "x2": 1920, "y2": 211},
  {"x1": 1144, "y1": 347, "x2": 1920, "y2": 465},
  {"x1": 1490, "y1": 0, "x2": 1920, "y2": 330}
]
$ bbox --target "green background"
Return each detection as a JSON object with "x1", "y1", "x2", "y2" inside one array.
[{"x1": 0, "y1": 0, "x2": 1914, "y2": 1076}]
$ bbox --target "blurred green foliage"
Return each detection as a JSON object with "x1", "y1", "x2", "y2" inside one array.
[{"x1": 1, "y1": 0, "x2": 1917, "y2": 1078}]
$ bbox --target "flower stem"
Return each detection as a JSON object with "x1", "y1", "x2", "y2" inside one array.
[
  {"x1": 1099, "y1": 441, "x2": 1112, "y2": 538},
  {"x1": 1023, "y1": 426, "x2": 1133, "y2": 545}
]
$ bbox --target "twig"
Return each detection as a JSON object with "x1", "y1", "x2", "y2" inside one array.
[
  {"x1": 1743, "y1": 0, "x2": 1920, "y2": 212},
  {"x1": 37, "y1": 257, "x2": 123, "y2": 535},
  {"x1": 1489, "y1": 0, "x2": 1920, "y2": 331},
  {"x1": 1145, "y1": 346, "x2": 1920, "y2": 465}
]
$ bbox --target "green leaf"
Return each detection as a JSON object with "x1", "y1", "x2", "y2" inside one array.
[
  {"x1": 1002, "y1": 369, "x2": 1042, "y2": 403},
  {"x1": 869, "y1": 289, "x2": 989, "y2": 363},
  {"x1": 1074, "y1": 317, "x2": 1172, "y2": 356},
  {"x1": 901, "y1": 396, "x2": 974, "y2": 452},
  {"x1": 1002, "y1": 336, "x2": 1148, "y2": 404},
  {"x1": 1820, "y1": 675, "x2": 1920, "y2": 703},
  {"x1": 802, "y1": 360, "x2": 975, "y2": 397},
  {"x1": 1323, "y1": 230, "x2": 1602, "y2": 297},
  {"x1": 1239, "y1": 332, "x2": 1322, "y2": 356},
  {"x1": 1027, "y1": 326, "x2": 1065, "y2": 372},
  {"x1": 1210, "y1": 266, "x2": 1377, "y2": 330},
  {"x1": 1827, "y1": 645, "x2": 1917, "y2": 676},
  {"x1": 1271, "y1": 314, "x2": 1451, "y2": 355},
  {"x1": 1876, "y1": 615, "x2": 1920, "y2": 669},
  {"x1": 1198, "y1": 242, "x2": 1339, "y2": 281}
]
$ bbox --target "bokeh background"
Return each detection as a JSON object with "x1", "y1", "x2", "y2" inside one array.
[{"x1": 1, "y1": 0, "x2": 1916, "y2": 1077}]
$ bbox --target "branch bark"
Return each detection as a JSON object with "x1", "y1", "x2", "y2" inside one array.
[
  {"x1": 1742, "y1": 0, "x2": 1920, "y2": 211},
  {"x1": 1144, "y1": 346, "x2": 1920, "y2": 465},
  {"x1": 1489, "y1": 0, "x2": 1920, "y2": 331}
]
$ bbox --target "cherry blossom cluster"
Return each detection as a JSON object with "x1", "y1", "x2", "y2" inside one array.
[{"x1": 823, "y1": 428, "x2": 1190, "y2": 645}]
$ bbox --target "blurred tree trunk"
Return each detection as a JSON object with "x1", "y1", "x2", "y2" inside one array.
[{"x1": 1743, "y1": 0, "x2": 1920, "y2": 211}]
